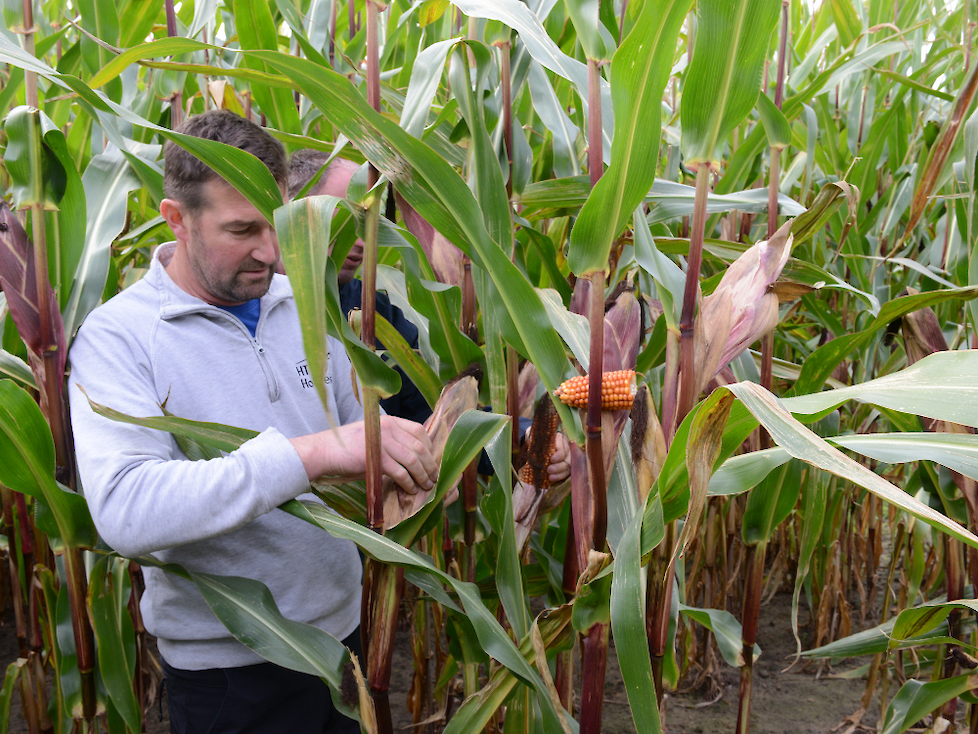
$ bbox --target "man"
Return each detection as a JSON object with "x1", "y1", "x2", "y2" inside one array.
[{"x1": 67, "y1": 110, "x2": 437, "y2": 733}]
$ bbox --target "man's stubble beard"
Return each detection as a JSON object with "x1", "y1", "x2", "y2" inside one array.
[{"x1": 188, "y1": 225, "x2": 276, "y2": 304}]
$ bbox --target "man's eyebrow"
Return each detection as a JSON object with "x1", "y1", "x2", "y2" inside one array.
[{"x1": 221, "y1": 219, "x2": 266, "y2": 228}]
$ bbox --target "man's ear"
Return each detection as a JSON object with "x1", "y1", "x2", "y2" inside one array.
[{"x1": 160, "y1": 198, "x2": 191, "y2": 243}]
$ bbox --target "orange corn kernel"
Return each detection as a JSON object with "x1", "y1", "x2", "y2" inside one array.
[{"x1": 553, "y1": 369, "x2": 636, "y2": 410}]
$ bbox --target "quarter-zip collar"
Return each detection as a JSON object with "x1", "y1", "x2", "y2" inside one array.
[{"x1": 151, "y1": 242, "x2": 288, "y2": 401}]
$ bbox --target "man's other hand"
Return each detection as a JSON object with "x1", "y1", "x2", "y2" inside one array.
[
  {"x1": 547, "y1": 433, "x2": 571, "y2": 484},
  {"x1": 291, "y1": 416, "x2": 438, "y2": 494}
]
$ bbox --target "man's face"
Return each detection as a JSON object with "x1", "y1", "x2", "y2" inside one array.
[
  {"x1": 181, "y1": 179, "x2": 280, "y2": 305},
  {"x1": 336, "y1": 240, "x2": 363, "y2": 285}
]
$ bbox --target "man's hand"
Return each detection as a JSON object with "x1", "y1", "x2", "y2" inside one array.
[
  {"x1": 547, "y1": 433, "x2": 571, "y2": 484},
  {"x1": 291, "y1": 416, "x2": 438, "y2": 494}
]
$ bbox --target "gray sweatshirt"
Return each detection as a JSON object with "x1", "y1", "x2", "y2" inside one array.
[{"x1": 67, "y1": 243, "x2": 364, "y2": 670}]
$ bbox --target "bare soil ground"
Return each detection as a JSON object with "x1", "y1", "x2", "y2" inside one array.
[{"x1": 1, "y1": 591, "x2": 871, "y2": 733}]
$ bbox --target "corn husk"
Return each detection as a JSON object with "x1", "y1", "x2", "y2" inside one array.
[
  {"x1": 684, "y1": 220, "x2": 793, "y2": 405},
  {"x1": 381, "y1": 375, "x2": 478, "y2": 530}
]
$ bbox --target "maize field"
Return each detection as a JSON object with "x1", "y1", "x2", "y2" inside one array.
[{"x1": 3, "y1": 0, "x2": 978, "y2": 733}]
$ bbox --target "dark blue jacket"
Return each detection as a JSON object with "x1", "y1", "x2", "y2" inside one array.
[{"x1": 338, "y1": 279, "x2": 433, "y2": 425}]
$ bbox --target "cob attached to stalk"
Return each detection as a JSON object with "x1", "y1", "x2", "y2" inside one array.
[
  {"x1": 518, "y1": 394, "x2": 560, "y2": 489},
  {"x1": 554, "y1": 369, "x2": 636, "y2": 411},
  {"x1": 514, "y1": 395, "x2": 567, "y2": 553}
]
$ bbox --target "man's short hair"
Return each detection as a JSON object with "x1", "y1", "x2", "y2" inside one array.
[
  {"x1": 287, "y1": 148, "x2": 333, "y2": 199},
  {"x1": 163, "y1": 110, "x2": 287, "y2": 212}
]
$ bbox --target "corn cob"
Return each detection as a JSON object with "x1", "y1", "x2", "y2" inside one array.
[
  {"x1": 553, "y1": 369, "x2": 636, "y2": 411},
  {"x1": 518, "y1": 395, "x2": 559, "y2": 489}
]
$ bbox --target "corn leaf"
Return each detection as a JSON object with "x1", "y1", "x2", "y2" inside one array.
[
  {"x1": 233, "y1": 0, "x2": 303, "y2": 134},
  {"x1": 610, "y1": 483, "x2": 662, "y2": 734},
  {"x1": 882, "y1": 675, "x2": 978, "y2": 734},
  {"x1": 567, "y1": 0, "x2": 693, "y2": 276},
  {"x1": 374, "y1": 313, "x2": 441, "y2": 408},
  {"x1": 563, "y1": 0, "x2": 611, "y2": 62},
  {"x1": 401, "y1": 38, "x2": 460, "y2": 138},
  {"x1": 741, "y1": 459, "x2": 801, "y2": 546},
  {"x1": 282, "y1": 496, "x2": 573, "y2": 730},
  {"x1": 81, "y1": 387, "x2": 259, "y2": 452},
  {"x1": 679, "y1": 606, "x2": 759, "y2": 668},
  {"x1": 790, "y1": 473, "x2": 826, "y2": 661},
  {"x1": 62, "y1": 145, "x2": 143, "y2": 341},
  {"x1": 786, "y1": 350, "x2": 978, "y2": 428},
  {"x1": 87, "y1": 556, "x2": 140, "y2": 734},
  {"x1": 724, "y1": 381, "x2": 978, "y2": 549},
  {"x1": 443, "y1": 607, "x2": 574, "y2": 734},
  {"x1": 680, "y1": 0, "x2": 781, "y2": 165},
  {"x1": 277, "y1": 195, "x2": 400, "y2": 405},
  {"x1": 756, "y1": 92, "x2": 792, "y2": 150},
  {"x1": 902, "y1": 47, "x2": 978, "y2": 243},
  {"x1": 0, "y1": 38, "x2": 286, "y2": 222},
  {"x1": 0, "y1": 659, "x2": 24, "y2": 732},
  {"x1": 791, "y1": 287, "x2": 978, "y2": 395},
  {"x1": 3, "y1": 106, "x2": 67, "y2": 211},
  {"x1": 448, "y1": 0, "x2": 613, "y2": 161},
  {"x1": 447, "y1": 44, "x2": 513, "y2": 254},
  {"x1": 137, "y1": 555, "x2": 364, "y2": 722},
  {"x1": 484, "y1": 424, "x2": 530, "y2": 641},
  {"x1": 0, "y1": 381, "x2": 96, "y2": 548}
]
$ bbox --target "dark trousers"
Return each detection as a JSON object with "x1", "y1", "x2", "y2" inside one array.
[{"x1": 163, "y1": 629, "x2": 362, "y2": 734}]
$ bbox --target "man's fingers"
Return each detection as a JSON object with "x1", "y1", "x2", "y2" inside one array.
[
  {"x1": 381, "y1": 454, "x2": 421, "y2": 495},
  {"x1": 547, "y1": 434, "x2": 571, "y2": 482},
  {"x1": 393, "y1": 418, "x2": 438, "y2": 479},
  {"x1": 379, "y1": 416, "x2": 439, "y2": 491}
]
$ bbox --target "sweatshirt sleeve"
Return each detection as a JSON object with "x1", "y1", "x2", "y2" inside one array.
[{"x1": 68, "y1": 313, "x2": 310, "y2": 558}]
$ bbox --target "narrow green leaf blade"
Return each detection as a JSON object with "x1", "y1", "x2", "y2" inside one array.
[
  {"x1": 610, "y1": 489, "x2": 662, "y2": 734},
  {"x1": 0, "y1": 381, "x2": 95, "y2": 547},
  {"x1": 791, "y1": 289, "x2": 978, "y2": 395},
  {"x1": 374, "y1": 313, "x2": 440, "y2": 408},
  {"x1": 484, "y1": 424, "x2": 530, "y2": 641},
  {"x1": 756, "y1": 92, "x2": 792, "y2": 150},
  {"x1": 87, "y1": 557, "x2": 140, "y2": 734},
  {"x1": 786, "y1": 351, "x2": 978, "y2": 429},
  {"x1": 680, "y1": 0, "x2": 782, "y2": 165},
  {"x1": 882, "y1": 675, "x2": 978, "y2": 734},
  {"x1": 725, "y1": 382, "x2": 978, "y2": 549},
  {"x1": 680, "y1": 605, "x2": 759, "y2": 667},
  {"x1": 81, "y1": 387, "x2": 258, "y2": 452},
  {"x1": 568, "y1": 0, "x2": 692, "y2": 275},
  {"x1": 282, "y1": 498, "x2": 571, "y2": 728},
  {"x1": 888, "y1": 606, "x2": 954, "y2": 650},
  {"x1": 276, "y1": 196, "x2": 401, "y2": 400},
  {"x1": 233, "y1": 0, "x2": 303, "y2": 134},
  {"x1": 253, "y1": 50, "x2": 582, "y2": 442},
  {"x1": 741, "y1": 459, "x2": 801, "y2": 546}
]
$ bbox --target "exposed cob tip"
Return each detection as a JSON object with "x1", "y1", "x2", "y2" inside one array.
[{"x1": 554, "y1": 369, "x2": 636, "y2": 411}]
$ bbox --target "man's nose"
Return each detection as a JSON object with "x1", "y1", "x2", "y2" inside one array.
[{"x1": 253, "y1": 227, "x2": 280, "y2": 264}]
